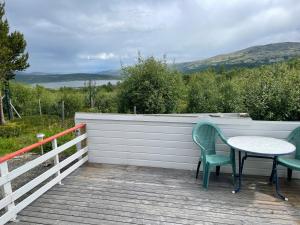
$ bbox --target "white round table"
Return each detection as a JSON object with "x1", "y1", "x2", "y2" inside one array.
[{"x1": 227, "y1": 136, "x2": 296, "y2": 200}]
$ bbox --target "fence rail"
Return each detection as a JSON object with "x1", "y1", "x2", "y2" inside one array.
[{"x1": 0, "y1": 123, "x2": 88, "y2": 225}]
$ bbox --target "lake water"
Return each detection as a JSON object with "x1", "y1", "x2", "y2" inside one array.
[{"x1": 31, "y1": 80, "x2": 121, "y2": 89}]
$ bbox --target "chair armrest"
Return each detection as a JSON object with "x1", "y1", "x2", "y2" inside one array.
[{"x1": 218, "y1": 132, "x2": 228, "y2": 145}]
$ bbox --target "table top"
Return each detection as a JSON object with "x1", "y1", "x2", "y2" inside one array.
[{"x1": 227, "y1": 136, "x2": 295, "y2": 155}]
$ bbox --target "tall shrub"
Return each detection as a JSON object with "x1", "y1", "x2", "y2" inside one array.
[
  {"x1": 118, "y1": 56, "x2": 184, "y2": 114},
  {"x1": 187, "y1": 71, "x2": 220, "y2": 113}
]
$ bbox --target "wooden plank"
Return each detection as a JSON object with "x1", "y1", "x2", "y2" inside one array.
[
  {"x1": 0, "y1": 156, "x2": 88, "y2": 225},
  {"x1": 44, "y1": 185, "x2": 300, "y2": 217},
  {"x1": 23, "y1": 205, "x2": 229, "y2": 225},
  {"x1": 32, "y1": 194, "x2": 296, "y2": 224},
  {"x1": 9, "y1": 164, "x2": 300, "y2": 225},
  {"x1": 44, "y1": 184, "x2": 300, "y2": 214}
]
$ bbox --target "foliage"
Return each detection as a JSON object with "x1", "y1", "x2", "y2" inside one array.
[
  {"x1": 119, "y1": 56, "x2": 184, "y2": 113},
  {"x1": 9, "y1": 83, "x2": 86, "y2": 117},
  {"x1": 241, "y1": 62, "x2": 300, "y2": 120},
  {"x1": 0, "y1": 2, "x2": 29, "y2": 125},
  {"x1": 186, "y1": 58, "x2": 300, "y2": 120},
  {"x1": 187, "y1": 71, "x2": 220, "y2": 113},
  {"x1": 94, "y1": 90, "x2": 118, "y2": 113},
  {"x1": 3, "y1": 57, "x2": 300, "y2": 122},
  {"x1": 57, "y1": 87, "x2": 85, "y2": 118},
  {"x1": 0, "y1": 115, "x2": 75, "y2": 156},
  {"x1": 0, "y1": 122, "x2": 23, "y2": 137},
  {"x1": 0, "y1": 3, "x2": 29, "y2": 82}
]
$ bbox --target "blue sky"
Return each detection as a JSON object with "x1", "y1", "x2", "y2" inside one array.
[{"x1": 5, "y1": 0, "x2": 300, "y2": 73}]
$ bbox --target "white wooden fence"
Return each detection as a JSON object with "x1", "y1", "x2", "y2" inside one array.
[
  {"x1": 0, "y1": 124, "x2": 88, "y2": 225},
  {"x1": 75, "y1": 113, "x2": 300, "y2": 178}
]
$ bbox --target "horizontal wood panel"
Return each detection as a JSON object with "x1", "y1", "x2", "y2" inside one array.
[
  {"x1": 76, "y1": 113, "x2": 300, "y2": 178},
  {"x1": 88, "y1": 150, "x2": 198, "y2": 163},
  {"x1": 88, "y1": 143, "x2": 200, "y2": 156},
  {"x1": 86, "y1": 129, "x2": 290, "y2": 141}
]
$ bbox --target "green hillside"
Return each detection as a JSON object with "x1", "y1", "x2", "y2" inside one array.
[{"x1": 174, "y1": 42, "x2": 300, "y2": 73}]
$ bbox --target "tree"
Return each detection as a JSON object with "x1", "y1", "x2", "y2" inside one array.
[
  {"x1": 187, "y1": 71, "x2": 220, "y2": 113},
  {"x1": 0, "y1": 3, "x2": 29, "y2": 124},
  {"x1": 118, "y1": 55, "x2": 184, "y2": 114}
]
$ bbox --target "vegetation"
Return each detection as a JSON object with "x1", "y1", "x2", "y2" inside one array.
[
  {"x1": 1, "y1": 56, "x2": 300, "y2": 156},
  {"x1": 118, "y1": 56, "x2": 184, "y2": 113},
  {"x1": 0, "y1": 2, "x2": 29, "y2": 125},
  {"x1": 0, "y1": 116, "x2": 75, "y2": 156},
  {"x1": 3, "y1": 56, "x2": 300, "y2": 121}
]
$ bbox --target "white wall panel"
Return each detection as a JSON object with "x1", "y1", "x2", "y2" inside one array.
[{"x1": 76, "y1": 113, "x2": 300, "y2": 178}]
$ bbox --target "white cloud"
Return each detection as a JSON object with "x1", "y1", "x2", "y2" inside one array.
[{"x1": 78, "y1": 52, "x2": 116, "y2": 60}]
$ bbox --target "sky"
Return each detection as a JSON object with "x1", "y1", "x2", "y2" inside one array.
[{"x1": 4, "y1": 0, "x2": 300, "y2": 73}]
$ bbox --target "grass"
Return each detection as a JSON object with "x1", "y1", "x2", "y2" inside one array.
[{"x1": 0, "y1": 115, "x2": 75, "y2": 157}]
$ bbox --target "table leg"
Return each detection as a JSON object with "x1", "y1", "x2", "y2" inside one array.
[
  {"x1": 241, "y1": 153, "x2": 247, "y2": 174},
  {"x1": 233, "y1": 151, "x2": 242, "y2": 193},
  {"x1": 269, "y1": 159, "x2": 276, "y2": 184},
  {"x1": 273, "y1": 157, "x2": 288, "y2": 201}
]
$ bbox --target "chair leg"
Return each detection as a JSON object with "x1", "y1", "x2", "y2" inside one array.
[
  {"x1": 196, "y1": 160, "x2": 201, "y2": 179},
  {"x1": 216, "y1": 166, "x2": 220, "y2": 176},
  {"x1": 287, "y1": 168, "x2": 292, "y2": 181},
  {"x1": 203, "y1": 163, "x2": 210, "y2": 189}
]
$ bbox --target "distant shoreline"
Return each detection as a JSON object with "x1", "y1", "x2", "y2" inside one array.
[
  {"x1": 15, "y1": 73, "x2": 121, "y2": 84},
  {"x1": 29, "y1": 80, "x2": 121, "y2": 89}
]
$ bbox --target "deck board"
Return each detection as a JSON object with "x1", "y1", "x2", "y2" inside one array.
[{"x1": 9, "y1": 163, "x2": 300, "y2": 225}]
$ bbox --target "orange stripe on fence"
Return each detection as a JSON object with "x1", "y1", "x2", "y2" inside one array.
[{"x1": 0, "y1": 123, "x2": 86, "y2": 164}]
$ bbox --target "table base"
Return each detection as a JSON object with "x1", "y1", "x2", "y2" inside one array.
[{"x1": 232, "y1": 151, "x2": 288, "y2": 201}]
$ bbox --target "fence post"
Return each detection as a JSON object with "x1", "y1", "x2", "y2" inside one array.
[
  {"x1": 4, "y1": 84, "x2": 13, "y2": 120},
  {"x1": 61, "y1": 101, "x2": 65, "y2": 125},
  {"x1": 0, "y1": 161, "x2": 17, "y2": 220},
  {"x1": 51, "y1": 139, "x2": 62, "y2": 185},
  {"x1": 75, "y1": 126, "x2": 86, "y2": 160},
  {"x1": 38, "y1": 99, "x2": 42, "y2": 116},
  {"x1": 75, "y1": 129, "x2": 82, "y2": 160}
]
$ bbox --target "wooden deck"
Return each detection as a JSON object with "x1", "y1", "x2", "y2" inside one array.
[{"x1": 9, "y1": 163, "x2": 300, "y2": 225}]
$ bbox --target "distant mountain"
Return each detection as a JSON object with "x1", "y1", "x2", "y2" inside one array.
[
  {"x1": 15, "y1": 72, "x2": 120, "y2": 83},
  {"x1": 174, "y1": 42, "x2": 300, "y2": 73},
  {"x1": 15, "y1": 42, "x2": 300, "y2": 84},
  {"x1": 98, "y1": 69, "x2": 121, "y2": 76}
]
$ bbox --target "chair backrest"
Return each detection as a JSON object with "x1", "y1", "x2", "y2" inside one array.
[
  {"x1": 192, "y1": 121, "x2": 226, "y2": 155},
  {"x1": 288, "y1": 127, "x2": 300, "y2": 159}
]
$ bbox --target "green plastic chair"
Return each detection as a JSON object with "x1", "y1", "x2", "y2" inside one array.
[
  {"x1": 192, "y1": 121, "x2": 236, "y2": 189},
  {"x1": 277, "y1": 127, "x2": 300, "y2": 180}
]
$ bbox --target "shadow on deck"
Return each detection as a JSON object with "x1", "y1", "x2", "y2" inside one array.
[{"x1": 9, "y1": 163, "x2": 300, "y2": 225}]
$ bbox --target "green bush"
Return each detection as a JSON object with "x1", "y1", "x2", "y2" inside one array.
[
  {"x1": 3, "y1": 58, "x2": 300, "y2": 122},
  {"x1": 0, "y1": 122, "x2": 23, "y2": 137},
  {"x1": 186, "y1": 59, "x2": 300, "y2": 120},
  {"x1": 57, "y1": 89, "x2": 85, "y2": 117},
  {"x1": 94, "y1": 91, "x2": 118, "y2": 113},
  {"x1": 119, "y1": 56, "x2": 184, "y2": 113},
  {"x1": 187, "y1": 71, "x2": 220, "y2": 113},
  {"x1": 241, "y1": 63, "x2": 300, "y2": 120}
]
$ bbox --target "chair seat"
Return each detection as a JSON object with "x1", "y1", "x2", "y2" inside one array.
[
  {"x1": 278, "y1": 157, "x2": 300, "y2": 170},
  {"x1": 206, "y1": 154, "x2": 231, "y2": 166}
]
